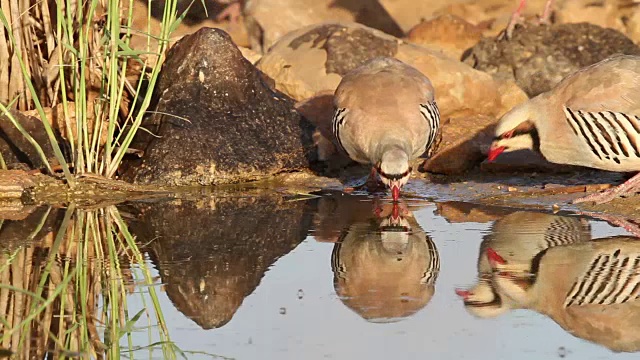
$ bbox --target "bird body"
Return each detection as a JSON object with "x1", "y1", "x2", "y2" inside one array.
[
  {"x1": 489, "y1": 55, "x2": 640, "y2": 203},
  {"x1": 333, "y1": 57, "x2": 440, "y2": 201},
  {"x1": 331, "y1": 205, "x2": 440, "y2": 322},
  {"x1": 456, "y1": 211, "x2": 590, "y2": 317},
  {"x1": 492, "y1": 236, "x2": 640, "y2": 352}
]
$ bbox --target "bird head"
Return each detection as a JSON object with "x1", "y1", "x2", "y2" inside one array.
[
  {"x1": 377, "y1": 148, "x2": 411, "y2": 202},
  {"x1": 455, "y1": 278, "x2": 510, "y2": 318},
  {"x1": 488, "y1": 103, "x2": 539, "y2": 161},
  {"x1": 486, "y1": 247, "x2": 536, "y2": 306}
]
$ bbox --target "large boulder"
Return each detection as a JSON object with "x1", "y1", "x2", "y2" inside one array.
[
  {"x1": 463, "y1": 22, "x2": 640, "y2": 97},
  {"x1": 123, "y1": 28, "x2": 316, "y2": 187},
  {"x1": 244, "y1": 0, "x2": 403, "y2": 53},
  {"x1": 126, "y1": 194, "x2": 316, "y2": 329},
  {"x1": 257, "y1": 22, "x2": 528, "y2": 119}
]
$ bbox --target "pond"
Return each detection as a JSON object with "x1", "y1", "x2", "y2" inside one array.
[{"x1": 1, "y1": 188, "x2": 639, "y2": 359}]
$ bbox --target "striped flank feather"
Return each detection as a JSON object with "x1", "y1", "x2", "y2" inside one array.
[
  {"x1": 564, "y1": 249, "x2": 640, "y2": 307},
  {"x1": 544, "y1": 216, "x2": 587, "y2": 249},
  {"x1": 332, "y1": 107, "x2": 348, "y2": 154},
  {"x1": 563, "y1": 107, "x2": 640, "y2": 164},
  {"x1": 419, "y1": 101, "x2": 441, "y2": 154},
  {"x1": 421, "y1": 233, "x2": 440, "y2": 285},
  {"x1": 330, "y1": 229, "x2": 440, "y2": 285}
]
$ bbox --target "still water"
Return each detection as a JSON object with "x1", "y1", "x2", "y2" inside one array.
[{"x1": 2, "y1": 189, "x2": 640, "y2": 359}]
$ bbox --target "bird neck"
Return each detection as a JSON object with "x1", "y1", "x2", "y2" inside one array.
[
  {"x1": 377, "y1": 143, "x2": 410, "y2": 177},
  {"x1": 375, "y1": 141, "x2": 409, "y2": 164}
]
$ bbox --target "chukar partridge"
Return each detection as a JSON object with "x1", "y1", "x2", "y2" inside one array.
[
  {"x1": 332, "y1": 57, "x2": 440, "y2": 202},
  {"x1": 491, "y1": 236, "x2": 640, "y2": 352},
  {"x1": 488, "y1": 55, "x2": 640, "y2": 204},
  {"x1": 331, "y1": 202, "x2": 440, "y2": 322},
  {"x1": 456, "y1": 211, "x2": 590, "y2": 316}
]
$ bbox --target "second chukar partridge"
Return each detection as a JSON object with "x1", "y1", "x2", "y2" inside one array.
[
  {"x1": 456, "y1": 211, "x2": 590, "y2": 316},
  {"x1": 491, "y1": 236, "x2": 640, "y2": 352},
  {"x1": 488, "y1": 55, "x2": 640, "y2": 204},
  {"x1": 332, "y1": 57, "x2": 441, "y2": 202}
]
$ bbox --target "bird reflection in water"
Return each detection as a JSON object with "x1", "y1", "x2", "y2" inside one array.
[
  {"x1": 457, "y1": 210, "x2": 640, "y2": 352},
  {"x1": 330, "y1": 200, "x2": 440, "y2": 323}
]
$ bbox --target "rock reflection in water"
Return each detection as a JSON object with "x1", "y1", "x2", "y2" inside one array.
[
  {"x1": 458, "y1": 210, "x2": 640, "y2": 352},
  {"x1": 126, "y1": 194, "x2": 316, "y2": 329},
  {"x1": 0, "y1": 206, "x2": 64, "y2": 252},
  {"x1": 328, "y1": 198, "x2": 440, "y2": 323}
]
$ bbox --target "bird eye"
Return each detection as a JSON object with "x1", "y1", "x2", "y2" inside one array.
[{"x1": 503, "y1": 130, "x2": 515, "y2": 139}]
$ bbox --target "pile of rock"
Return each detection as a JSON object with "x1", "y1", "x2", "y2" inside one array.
[{"x1": 6, "y1": 0, "x2": 640, "y2": 184}]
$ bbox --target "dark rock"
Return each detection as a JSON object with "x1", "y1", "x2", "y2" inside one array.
[
  {"x1": 288, "y1": 24, "x2": 398, "y2": 76},
  {"x1": 126, "y1": 194, "x2": 316, "y2": 329},
  {"x1": 123, "y1": 27, "x2": 315, "y2": 186},
  {"x1": 480, "y1": 149, "x2": 586, "y2": 174},
  {"x1": 0, "y1": 206, "x2": 64, "y2": 253},
  {"x1": 0, "y1": 110, "x2": 63, "y2": 170},
  {"x1": 462, "y1": 23, "x2": 640, "y2": 97}
]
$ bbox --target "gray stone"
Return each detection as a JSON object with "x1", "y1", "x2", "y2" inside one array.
[
  {"x1": 123, "y1": 27, "x2": 315, "y2": 186},
  {"x1": 462, "y1": 22, "x2": 640, "y2": 97}
]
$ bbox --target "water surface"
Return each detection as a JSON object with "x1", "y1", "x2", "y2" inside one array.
[{"x1": 2, "y1": 190, "x2": 640, "y2": 359}]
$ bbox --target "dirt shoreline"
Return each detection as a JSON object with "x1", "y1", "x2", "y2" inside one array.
[{"x1": 1, "y1": 168, "x2": 638, "y2": 221}]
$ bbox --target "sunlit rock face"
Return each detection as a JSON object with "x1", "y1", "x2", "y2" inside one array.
[{"x1": 123, "y1": 27, "x2": 316, "y2": 187}]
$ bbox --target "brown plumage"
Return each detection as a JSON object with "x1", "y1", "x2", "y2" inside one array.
[
  {"x1": 333, "y1": 57, "x2": 440, "y2": 201},
  {"x1": 488, "y1": 55, "x2": 640, "y2": 203},
  {"x1": 331, "y1": 203, "x2": 440, "y2": 322}
]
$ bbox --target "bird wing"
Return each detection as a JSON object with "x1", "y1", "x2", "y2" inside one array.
[
  {"x1": 561, "y1": 55, "x2": 640, "y2": 115},
  {"x1": 550, "y1": 56, "x2": 640, "y2": 170},
  {"x1": 562, "y1": 106, "x2": 640, "y2": 165}
]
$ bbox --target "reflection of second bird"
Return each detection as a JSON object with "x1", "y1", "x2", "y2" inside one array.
[
  {"x1": 457, "y1": 210, "x2": 640, "y2": 352},
  {"x1": 457, "y1": 211, "x2": 591, "y2": 317},
  {"x1": 331, "y1": 202, "x2": 440, "y2": 323},
  {"x1": 492, "y1": 236, "x2": 640, "y2": 353}
]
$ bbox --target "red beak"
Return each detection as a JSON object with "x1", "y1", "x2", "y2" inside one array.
[
  {"x1": 487, "y1": 146, "x2": 506, "y2": 162},
  {"x1": 391, "y1": 185, "x2": 400, "y2": 202},
  {"x1": 455, "y1": 289, "x2": 471, "y2": 300},
  {"x1": 392, "y1": 203, "x2": 400, "y2": 219},
  {"x1": 486, "y1": 247, "x2": 506, "y2": 267}
]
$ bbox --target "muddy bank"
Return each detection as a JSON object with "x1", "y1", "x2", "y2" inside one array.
[{"x1": 3, "y1": 165, "x2": 640, "y2": 228}]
